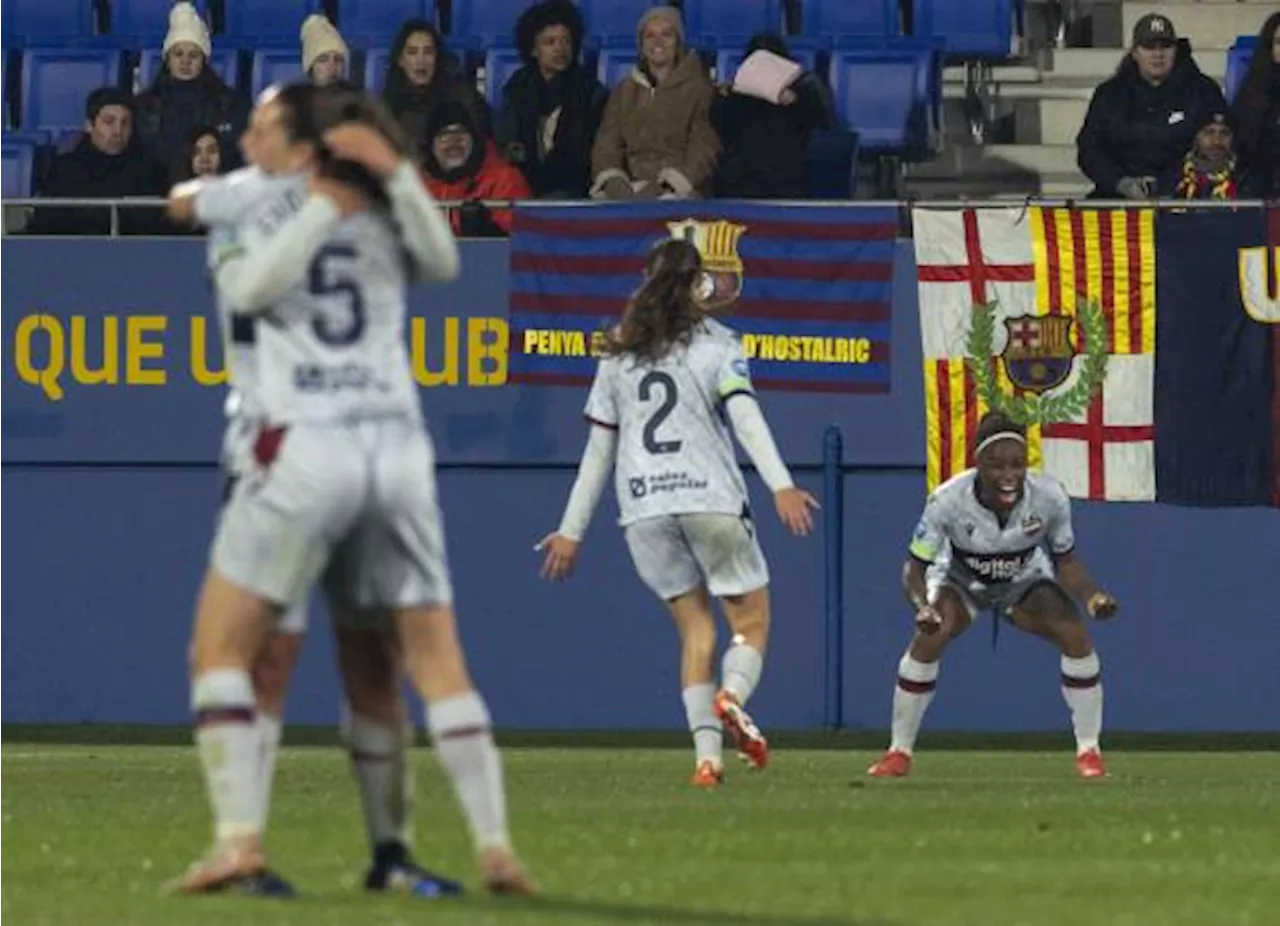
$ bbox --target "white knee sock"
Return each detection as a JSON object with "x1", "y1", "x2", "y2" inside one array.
[
  {"x1": 681, "y1": 683, "x2": 723, "y2": 764},
  {"x1": 1060, "y1": 652, "x2": 1103, "y2": 754},
  {"x1": 344, "y1": 713, "x2": 411, "y2": 849},
  {"x1": 427, "y1": 691, "x2": 510, "y2": 852},
  {"x1": 720, "y1": 638, "x2": 764, "y2": 705},
  {"x1": 889, "y1": 653, "x2": 939, "y2": 755},
  {"x1": 192, "y1": 668, "x2": 261, "y2": 843},
  {"x1": 254, "y1": 712, "x2": 283, "y2": 833}
]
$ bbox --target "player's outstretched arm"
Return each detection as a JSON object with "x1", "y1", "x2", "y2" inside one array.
[
  {"x1": 537, "y1": 424, "x2": 618, "y2": 581},
  {"x1": 1055, "y1": 551, "x2": 1119, "y2": 619},
  {"x1": 385, "y1": 162, "x2": 461, "y2": 283},
  {"x1": 724, "y1": 395, "x2": 819, "y2": 537}
]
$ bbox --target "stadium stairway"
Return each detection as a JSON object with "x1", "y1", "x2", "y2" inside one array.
[{"x1": 905, "y1": 0, "x2": 1271, "y2": 199}]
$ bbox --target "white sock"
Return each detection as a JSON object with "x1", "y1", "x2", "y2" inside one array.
[
  {"x1": 889, "y1": 653, "x2": 939, "y2": 755},
  {"x1": 681, "y1": 683, "x2": 723, "y2": 765},
  {"x1": 427, "y1": 691, "x2": 510, "y2": 852},
  {"x1": 344, "y1": 713, "x2": 410, "y2": 849},
  {"x1": 254, "y1": 712, "x2": 283, "y2": 833},
  {"x1": 192, "y1": 668, "x2": 261, "y2": 843},
  {"x1": 1060, "y1": 652, "x2": 1103, "y2": 754},
  {"x1": 720, "y1": 638, "x2": 764, "y2": 705}
]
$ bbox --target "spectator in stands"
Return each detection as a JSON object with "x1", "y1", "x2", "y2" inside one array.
[
  {"x1": 497, "y1": 0, "x2": 607, "y2": 198},
  {"x1": 383, "y1": 18, "x2": 491, "y2": 157},
  {"x1": 174, "y1": 125, "x2": 229, "y2": 182},
  {"x1": 29, "y1": 88, "x2": 169, "y2": 236},
  {"x1": 133, "y1": 2, "x2": 249, "y2": 183},
  {"x1": 710, "y1": 33, "x2": 832, "y2": 199},
  {"x1": 422, "y1": 100, "x2": 531, "y2": 237},
  {"x1": 301, "y1": 13, "x2": 349, "y2": 86},
  {"x1": 590, "y1": 7, "x2": 717, "y2": 200},
  {"x1": 1232, "y1": 12, "x2": 1280, "y2": 199},
  {"x1": 1076, "y1": 13, "x2": 1224, "y2": 199},
  {"x1": 1163, "y1": 111, "x2": 1247, "y2": 199}
]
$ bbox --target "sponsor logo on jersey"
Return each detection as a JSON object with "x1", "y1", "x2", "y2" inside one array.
[
  {"x1": 953, "y1": 545, "x2": 1037, "y2": 583},
  {"x1": 667, "y1": 219, "x2": 747, "y2": 312},
  {"x1": 1021, "y1": 515, "x2": 1044, "y2": 536},
  {"x1": 629, "y1": 477, "x2": 647, "y2": 499}
]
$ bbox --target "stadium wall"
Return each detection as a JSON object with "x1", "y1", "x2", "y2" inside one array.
[{"x1": 3, "y1": 239, "x2": 1276, "y2": 731}]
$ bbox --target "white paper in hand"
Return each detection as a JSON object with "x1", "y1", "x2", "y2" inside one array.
[{"x1": 731, "y1": 50, "x2": 803, "y2": 105}]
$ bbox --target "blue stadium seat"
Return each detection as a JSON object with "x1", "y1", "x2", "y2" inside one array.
[
  {"x1": 250, "y1": 49, "x2": 305, "y2": 96},
  {"x1": 137, "y1": 47, "x2": 239, "y2": 89},
  {"x1": 2, "y1": 132, "x2": 44, "y2": 197},
  {"x1": 807, "y1": 129, "x2": 858, "y2": 198},
  {"x1": 338, "y1": 0, "x2": 437, "y2": 41},
  {"x1": 798, "y1": 0, "x2": 898, "y2": 40},
  {"x1": 484, "y1": 45, "x2": 525, "y2": 110},
  {"x1": 20, "y1": 49, "x2": 126, "y2": 134},
  {"x1": 912, "y1": 0, "x2": 1019, "y2": 58},
  {"x1": 2, "y1": 1, "x2": 96, "y2": 41},
  {"x1": 597, "y1": 47, "x2": 639, "y2": 89},
  {"x1": 222, "y1": 0, "x2": 321, "y2": 40},
  {"x1": 829, "y1": 44, "x2": 937, "y2": 155},
  {"x1": 579, "y1": 0, "x2": 658, "y2": 41},
  {"x1": 450, "y1": 0, "x2": 530, "y2": 46},
  {"x1": 713, "y1": 44, "x2": 820, "y2": 83},
  {"x1": 363, "y1": 47, "x2": 394, "y2": 92},
  {"x1": 112, "y1": 0, "x2": 210, "y2": 39},
  {"x1": 681, "y1": 0, "x2": 782, "y2": 42},
  {"x1": 1225, "y1": 35, "x2": 1258, "y2": 103}
]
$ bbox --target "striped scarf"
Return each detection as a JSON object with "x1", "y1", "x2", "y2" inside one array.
[{"x1": 1175, "y1": 153, "x2": 1237, "y2": 200}]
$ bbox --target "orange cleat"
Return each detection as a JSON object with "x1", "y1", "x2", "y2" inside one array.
[
  {"x1": 867, "y1": 750, "x2": 912, "y2": 778},
  {"x1": 480, "y1": 847, "x2": 539, "y2": 897},
  {"x1": 714, "y1": 690, "x2": 769, "y2": 770},
  {"x1": 1076, "y1": 748, "x2": 1107, "y2": 779},
  {"x1": 691, "y1": 759, "x2": 724, "y2": 788}
]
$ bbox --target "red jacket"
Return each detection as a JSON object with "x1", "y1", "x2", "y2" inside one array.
[{"x1": 424, "y1": 143, "x2": 531, "y2": 234}]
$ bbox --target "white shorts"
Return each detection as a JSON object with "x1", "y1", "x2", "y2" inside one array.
[
  {"x1": 624, "y1": 511, "x2": 769, "y2": 602},
  {"x1": 926, "y1": 550, "x2": 1063, "y2": 622},
  {"x1": 212, "y1": 416, "x2": 452, "y2": 613}
]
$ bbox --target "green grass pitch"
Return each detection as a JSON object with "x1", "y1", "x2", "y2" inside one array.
[{"x1": 3, "y1": 738, "x2": 1279, "y2": 925}]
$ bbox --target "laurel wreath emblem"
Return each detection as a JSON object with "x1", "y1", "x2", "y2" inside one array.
[{"x1": 965, "y1": 299, "x2": 1109, "y2": 426}]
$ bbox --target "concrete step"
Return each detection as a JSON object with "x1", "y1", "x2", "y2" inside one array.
[
  {"x1": 903, "y1": 172, "x2": 1092, "y2": 199},
  {"x1": 1118, "y1": 1, "x2": 1270, "y2": 51},
  {"x1": 1040, "y1": 46, "x2": 1228, "y2": 80},
  {"x1": 913, "y1": 143, "x2": 1082, "y2": 178}
]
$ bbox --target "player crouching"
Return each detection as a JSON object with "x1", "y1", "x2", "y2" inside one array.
[{"x1": 868, "y1": 411, "x2": 1118, "y2": 780}]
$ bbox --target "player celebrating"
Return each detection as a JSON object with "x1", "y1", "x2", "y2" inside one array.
[
  {"x1": 171, "y1": 82, "x2": 534, "y2": 895},
  {"x1": 538, "y1": 238, "x2": 818, "y2": 787},
  {"x1": 868, "y1": 411, "x2": 1118, "y2": 780}
]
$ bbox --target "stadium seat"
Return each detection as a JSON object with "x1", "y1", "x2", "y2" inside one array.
[
  {"x1": 579, "y1": 0, "x2": 658, "y2": 42},
  {"x1": 136, "y1": 47, "x2": 239, "y2": 90},
  {"x1": 912, "y1": 0, "x2": 1020, "y2": 58},
  {"x1": 597, "y1": 47, "x2": 639, "y2": 89},
  {"x1": 111, "y1": 0, "x2": 210, "y2": 39},
  {"x1": 363, "y1": 47, "x2": 394, "y2": 92},
  {"x1": 798, "y1": 0, "x2": 898, "y2": 40},
  {"x1": 221, "y1": 0, "x2": 321, "y2": 40},
  {"x1": 20, "y1": 49, "x2": 126, "y2": 134},
  {"x1": 337, "y1": 0, "x2": 437, "y2": 41},
  {"x1": 483, "y1": 45, "x2": 525, "y2": 110},
  {"x1": 829, "y1": 44, "x2": 937, "y2": 155},
  {"x1": 713, "y1": 44, "x2": 820, "y2": 83},
  {"x1": 449, "y1": 0, "x2": 529, "y2": 47},
  {"x1": 807, "y1": 129, "x2": 858, "y2": 198},
  {"x1": 2, "y1": 1, "x2": 96, "y2": 41},
  {"x1": 1225, "y1": 35, "x2": 1258, "y2": 103},
  {"x1": 2, "y1": 132, "x2": 43, "y2": 197},
  {"x1": 249, "y1": 49, "x2": 305, "y2": 97},
  {"x1": 680, "y1": 0, "x2": 783, "y2": 42}
]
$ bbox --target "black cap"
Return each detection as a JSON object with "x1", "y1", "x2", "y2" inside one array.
[{"x1": 1132, "y1": 13, "x2": 1177, "y2": 47}]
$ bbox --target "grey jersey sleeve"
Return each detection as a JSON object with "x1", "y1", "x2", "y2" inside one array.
[
  {"x1": 193, "y1": 169, "x2": 267, "y2": 227},
  {"x1": 583, "y1": 359, "x2": 619, "y2": 428},
  {"x1": 1042, "y1": 477, "x2": 1076, "y2": 555},
  {"x1": 908, "y1": 493, "x2": 948, "y2": 563}
]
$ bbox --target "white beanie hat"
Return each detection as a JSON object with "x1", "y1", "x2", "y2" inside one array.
[
  {"x1": 636, "y1": 6, "x2": 685, "y2": 50},
  {"x1": 163, "y1": 2, "x2": 211, "y2": 58},
  {"x1": 301, "y1": 14, "x2": 349, "y2": 74}
]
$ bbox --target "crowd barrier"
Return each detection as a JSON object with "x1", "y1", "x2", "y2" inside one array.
[{"x1": 2, "y1": 200, "x2": 1277, "y2": 732}]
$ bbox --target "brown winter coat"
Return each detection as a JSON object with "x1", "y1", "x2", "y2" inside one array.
[{"x1": 590, "y1": 51, "x2": 718, "y2": 196}]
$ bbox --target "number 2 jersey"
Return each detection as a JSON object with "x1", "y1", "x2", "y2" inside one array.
[
  {"x1": 205, "y1": 166, "x2": 421, "y2": 426},
  {"x1": 584, "y1": 318, "x2": 755, "y2": 526},
  {"x1": 908, "y1": 468, "x2": 1075, "y2": 591}
]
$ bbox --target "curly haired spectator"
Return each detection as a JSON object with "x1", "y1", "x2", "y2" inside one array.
[
  {"x1": 1076, "y1": 14, "x2": 1224, "y2": 199},
  {"x1": 301, "y1": 14, "x2": 349, "y2": 86},
  {"x1": 382, "y1": 18, "x2": 490, "y2": 157},
  {"x1": 590, "y1": 7, "x2": 718, "y2": 200},
  {"x1": 1231, "y1": 12, "x2": 1280, "y2": 198},
  {"x1": 132, "y1": 3, "x2": 249, "y2": 183},
  {"x1": 422, "y1": 101, "x2": 531, "y2": 237},
  {"x1": 497, "y1": 0, "x2": 607, "y2": 198}
]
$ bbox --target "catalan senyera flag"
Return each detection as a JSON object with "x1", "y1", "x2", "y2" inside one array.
[
  {"x1": 913, "y1": 206, "x2": 1158, "y2": 500},
  {"x1": 508, "y1": 202, "x2": 896, "y2": 393}
]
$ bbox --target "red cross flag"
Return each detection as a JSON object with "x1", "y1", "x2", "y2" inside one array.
[{"x1": 913, "y1": 206, "x2": 1158, "y2": 501}]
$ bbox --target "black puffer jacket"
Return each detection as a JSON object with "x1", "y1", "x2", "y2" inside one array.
[
  {"x1": 133, "y1": 69, "x2": 249, "y2": 184},
  {"x1": 1076, "y1": 41, "x2": 1225, "y2": 197},
  {"x1": 497, "y1": 64, "x2": 606, "y2": 197},
  {"x1": 29, "y1": 137, "x2": 169, "y2": 235}
]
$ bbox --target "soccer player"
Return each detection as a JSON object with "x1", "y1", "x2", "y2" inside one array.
[
  {"x1": 537, "y1": 238, "x2": 819, "y2": 787},
  {"x1": 867, "y1": 411, "x2": 1118, "y2": 780},
  {"x1": 170, "y1": 82, "x2": 534, "y2": 895}
]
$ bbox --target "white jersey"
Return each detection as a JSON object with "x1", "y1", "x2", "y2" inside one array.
[
  {"x1": 215, "y1": 176, "x2": 421, "y2": 426},
  {"x1": 584, "y1": 318, "x2": 754, "y2": 526},
  {"x1": 909, "y1": 469, "x2": 1075, "y2": 587}
]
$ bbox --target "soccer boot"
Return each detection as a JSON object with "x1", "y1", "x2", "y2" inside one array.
[
  {"x1": 479, "y1": 846, "x2": 540, "y2": 897},
  {"x1": 691, "y1": 759, "x2": 725, "y2": 788},
  {"x1": 164, "y1": 836, "x2": 294, "y2": 897},
  {"x1": 365, "y1": 840, "x2": 464, "y2": 899},
  {"x1": 867, "y1": 750, "x2": 912, "y2": 778},
  {"x1": 713, "y1": 690, "x2": 769, "y2": 770},
  {"x1": 1075, "y1": 748, "x2": 1107, "y2": 779}
]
